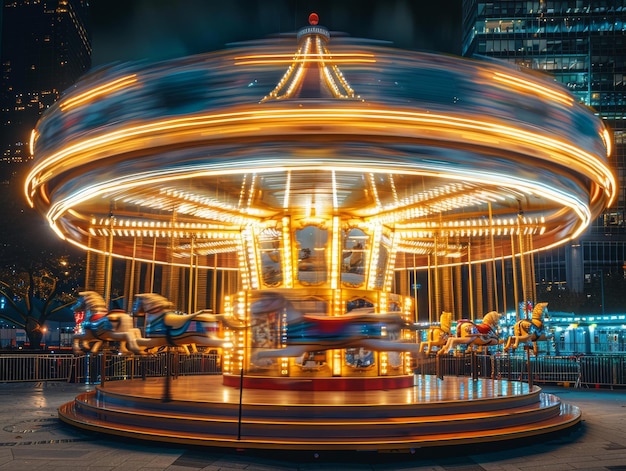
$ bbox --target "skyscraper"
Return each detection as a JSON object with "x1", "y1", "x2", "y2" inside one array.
[
  {"x1": 462, "y1": 0, "x2": 626, "y2": 311},
  {"x1": 0, "y1": 0, "x2": 91, "y2": 178}
]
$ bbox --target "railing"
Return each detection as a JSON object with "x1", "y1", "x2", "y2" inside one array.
[
  {"x1": 416, "y1": 353, "x2": 626, "y2": 388},
  {"x1": 0, "y1": 352, "x2": 625, "y2": 388},
  {"x1": 0, "y1": 352, "x2": 222, "y2": 383},
  {"x1": 0, "y1": 354, "x2": 79, "y2": 382}
]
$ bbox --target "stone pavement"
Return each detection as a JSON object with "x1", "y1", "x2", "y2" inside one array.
[{"x1": 0, "y1": 381, "x2": 625, "y2": 471}]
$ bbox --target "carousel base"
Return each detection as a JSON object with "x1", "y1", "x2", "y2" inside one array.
[{"x1": 58, "y1": 374, "x2": 581, "y2": 451}]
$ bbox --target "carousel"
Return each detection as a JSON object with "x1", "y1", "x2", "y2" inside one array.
[{"x1": 25, "y1": 14, "x2": 614, "y2": 450}]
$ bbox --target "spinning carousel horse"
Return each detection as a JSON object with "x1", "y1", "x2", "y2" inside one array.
[
  {"x1": 418, "y1": 311, "x2": 453, "y2": 355},
  {"x1": 437, "y1": 311, "x2": 502, "y2": 355},
  {"x1": 503, "y1": 302, "x2": 551, "y2": 355},
  {"x1": 72, "y1": 291, "x2": 144, "y2": 354},
  {"x1": 132, "y1": 293, "x2": 243, "y2": 354},
  {"x1": 251, "y1": 291, "x2": 420, "y2": 359}
]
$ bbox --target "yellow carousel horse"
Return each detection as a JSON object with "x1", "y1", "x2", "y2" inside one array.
[
  {"x1": 503, "y1": 302, "x2": 551, "y2": 355},
  {"x1": 418, "y1": 311, "x2": 453, "y2": 355},
  {"x1": 437, "y1": 311, "x2": 502, "y2": 355}
]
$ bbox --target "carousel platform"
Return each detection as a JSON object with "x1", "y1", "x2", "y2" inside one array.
[{"x1": 57, "y1": 374, "x2": 581, "y2": 451}]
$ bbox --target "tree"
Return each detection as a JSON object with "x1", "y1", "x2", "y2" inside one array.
[
  {"x1": 0, "y1": 170, "x2": 85, "y2": 348},
  {"x1": 0, "y1": 254, "x2": 84, "y2": 348}
]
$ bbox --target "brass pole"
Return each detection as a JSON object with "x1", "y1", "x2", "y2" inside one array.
[
  {"x1": 528, "y1": 234, "x2": 536, "y2": 305},
  {"x1": 427, "y1": 255, "x2": 433, "y2": 324},
  {"x1": 511, "y1": 232, "x2": 520, "y2": 321},
  {"x1": 150, "y1": 237, "x2": 157, "y2": 293},
  {"x1": 488, "y1": 202, "x2": 499, "y2": 312},
  {"x1": 104, "y1": 217, "x2": 115, "y2": 309},
  {"x1": 433, "y1": 234, "x2": 440, "y2": 321},
  {"x1": 413, "y1": 253, "x2": 418, "y2": 323},
  {"x1": 188, "y1": 237, "x2": 195, "y2": 314},
  {"x1": 518, "y1": 216, "x2": 528, "y2": 319},
  {"x1": 212, "y1": 253, "x2": 218, "y2": 315},
  {"x1": 474, "y1": 263, "x2": 483, "y2": 319},
  {"x1": 127, "y1": 237, "x2": 137, "y2": 312},
  {"x1": 467, "y1": 243, "x2": 474, "y2": 320}
]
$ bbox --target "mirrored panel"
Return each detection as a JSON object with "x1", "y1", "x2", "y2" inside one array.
[
  {"x1": 345, "y1": 347, "x2": 375, "y2": 369},
  {"x1": 296, "y1": 225, "x2": 328, "y2": 284},
  {"x1": 374, "y1": 238, "x2": 390, "y2": 289},
  {"x1": 258, "y1": 227, "x2": 282, "y2": 287},
  {"x1": 341, "y1": 227, "x2": 368, "y2": 287}
]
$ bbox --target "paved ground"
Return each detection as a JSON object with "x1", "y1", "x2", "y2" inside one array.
[{"x1": 0, "y1": 380, "x2": 625, "y2": 470}]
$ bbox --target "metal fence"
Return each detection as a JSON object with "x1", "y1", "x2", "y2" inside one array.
[
  {"x1": 0, "y1": 354, "x2": 78, "y2": 382},
  {"x1": 0, "y1": 352, "x2": 222, "y2": 384},
  {"x1": 415, "y1": 353, "x2": 626, "y2": 388},
  {"x1": 1, "y1": 352, "x2": 625, "y2": 388}
]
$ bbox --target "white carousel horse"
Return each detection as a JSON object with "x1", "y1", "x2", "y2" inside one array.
[
  {"x1": 131, "y1": 293, "x2": 244, "y2": 354},
  {"x1": 503, "y1": 302, "x2": 552, "y2": 355},
  {"x1": 418, "y1": 311, "x2": 453, "y2": 355},
  {"x1": 251, "y1": 291, "x2": 420, "y2": 359},
  {"x1": 437, "y1": 311, "x2": 502, "y2": 355},
  {"x1": 72, "y1": 291, "x2": 145, "y2": 354}
]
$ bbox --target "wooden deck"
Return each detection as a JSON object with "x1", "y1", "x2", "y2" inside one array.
[{"x1": 58, "y1": 374, "x2": 581, "y2": 451}]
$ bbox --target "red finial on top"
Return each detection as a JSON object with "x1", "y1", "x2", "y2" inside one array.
[{"x1": 309, "y1": 12, "x2": 319, "y2": 25}]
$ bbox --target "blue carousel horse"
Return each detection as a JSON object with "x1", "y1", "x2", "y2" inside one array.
[
  {"x1": 131, "y1": 293, "x2": 244, "y2": 354},
  {"x1": 72, "y1": 291, "x2": 144, "y2": 354},
  {"x1": 250, "y1": 291, "x2": 420, "y2": 359}
]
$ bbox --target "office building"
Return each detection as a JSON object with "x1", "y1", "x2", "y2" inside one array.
[
  {"x1": 0, "y1": 0, "x2": 90, "y2": 177},
  {"x1": 462, "y1": 0, "x2": 626, "y2": 311}
]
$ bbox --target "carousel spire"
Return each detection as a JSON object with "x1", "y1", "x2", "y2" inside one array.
[{"x1": 260, "y1": 13, "x2": 360, "y2": 102}]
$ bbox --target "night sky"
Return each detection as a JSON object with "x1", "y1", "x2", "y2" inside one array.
[{"x1": 89, "y1": 0, "x2": 463, "y2": 65}]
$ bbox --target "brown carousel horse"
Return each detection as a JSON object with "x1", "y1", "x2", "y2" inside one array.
[
  {"x1": 418, "y1": 311, "x2": 453, "y2": 355},
  {"x1": 437, "y1": 311, "x2": 502, "y2": 355},
  {"x1": 503, "y1": 302, "x2": 551, "y2": 355}
]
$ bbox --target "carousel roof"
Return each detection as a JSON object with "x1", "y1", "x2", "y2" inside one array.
[{"x1": 25, "y1": 21, "x2": 615, "y2": 269}]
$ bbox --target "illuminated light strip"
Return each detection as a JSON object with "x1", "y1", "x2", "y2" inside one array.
[
  {"x1": 237, "y1": 174, "x2": 247, "y2": 209},
  {"x1": 27, "y1": 108, "x2": 615, "y2": 236},
  {"x1": 31, "y1": 107, "x2": 616, "y2": 194},
  {"x1": 235, "y1": 58, "x2": 376, "y2": 65},
  {"x1": 247, "y1": 174, "x2": 256, "y2": 209},
  {"x1": 314, "y1": 37, "x2": 354, "y2": 100},
  {"x1": 330, "y1": 216, "x2": 340, "y2": 290},
  {"x1": 243, "y1": 227, "x2": 258, "y2": 290},
  {"x1": 283, "y1": 170, "x2": 291, "y2": 209},
  {"x1": 26, "y1": 107, "x2": 615, "y2": 200},
  {"x1": 281, "y1": 217, "x2": 293, "y2": 288},
  {"x1": 234, "y1": 52, "x2": 376, "y2": 61},
  {"x1": 331, "y1": 170, "x2": 338, "y2": 209},
  {"x1": 41, "y1": 157, "x2": 592, "y2": 247},
  {"x1": 384, "y1": 233, "x2": 398, "y2": 292},
  {"x1": 43, "y1": 166, "x2": 267, "y2": 227},
  {"x1": 54, "y1": 229, "x2": 244, "y2": 270},
  {"x1": 367, "y1": 225, "x2": 382, "y2": 290},
  {"x1": 59, "y1": 75, "x2": 138, "y2": 111},
  {"x1": 29, "y1": 129, "x2": 37, "y2": 156},
  {"x1": 492, "y1": 72, "x2": 573, "y2": 107},
  {"x1": 261, "y1": 37, "x2": 311, "y2": 102},
  {"x1": 235, "y1": 48, "x2": 375, "y2": 67},
  {"x1": 368, "y1": 173, "x2": 382, "y2": 209}
]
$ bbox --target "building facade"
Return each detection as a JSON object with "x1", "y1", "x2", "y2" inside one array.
[
  {"x1": 462, "y1": 0, "x2": 626, "y2": 311},
  {"x1": 0, "y1": 0, "x2": 91, "y2": 178}
]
